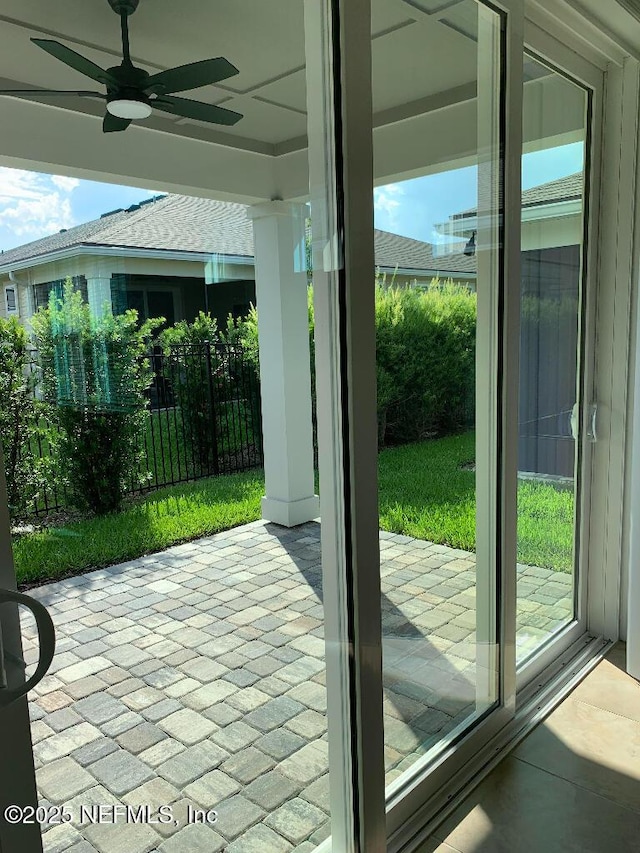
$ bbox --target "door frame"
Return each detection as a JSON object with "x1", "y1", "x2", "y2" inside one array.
[
  {"x1": 0, "y1": 1, "x2": 637, "y2": 852},
  {"x1": 0, "y1": 446, "x2": 43, "y2": 853},
  {"x1": 515, "y1": 20, "x2": 605, "y2": 691}
]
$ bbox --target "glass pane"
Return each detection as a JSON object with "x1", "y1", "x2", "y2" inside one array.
[
  {"x1": 2, "y1": 2, "x2": 351, "y2": 850},
  {"x1": 371, "y1": 0, "x2": 503, "y2": 786},
  {"x1": 516, "y1": 56, "x2": 589, "y2": 663}
]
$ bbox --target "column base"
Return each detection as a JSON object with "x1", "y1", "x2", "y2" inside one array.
[{"x1": 261, "y1": 494, "x2": 320, "y2": 527}]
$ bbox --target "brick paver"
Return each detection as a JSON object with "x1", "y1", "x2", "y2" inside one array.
[{"x1": 22, "y1": 520, "x2": 572, "y2": 851}]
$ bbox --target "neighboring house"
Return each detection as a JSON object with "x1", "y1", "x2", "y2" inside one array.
[
  {"x1": 437, "y1": 171, "x2": 583, "y2": 252},
  {"x1": 371, "y1": 229, "x2": 476, "y2": 287},
  {"x1": 440, "y1": 172, "x2": 585, "y2": 479},
  {"x1": 0, "y1": 194, "x2": 474, "y2": 328},
  {"x1": 0, "y1": 194, "x2": 257, "y2": 330}
]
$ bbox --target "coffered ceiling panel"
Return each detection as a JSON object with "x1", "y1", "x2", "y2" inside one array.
[
  {"x1": 0, "y1": 0, "x2": 482, "y2": 158},
  {"x1": 255, "y1": 70, "x2": 307, "y2": 116},
  {"x1": 371, "y1": 0, "x2": 418, "y2": 33},
  {"x1": 209, "y1": 96, "x2": 307, "y2": 145},
  {"x1": 371, "y1": 16, "x2": 477, "y2": 113}
]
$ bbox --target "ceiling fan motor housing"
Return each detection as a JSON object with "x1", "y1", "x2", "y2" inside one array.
[{"x1": 107, "y1": 0, "x2": 140, "y2": 15}]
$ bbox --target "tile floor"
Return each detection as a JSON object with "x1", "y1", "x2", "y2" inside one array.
[
  {"x1": 418, "y1": 643, "x2": 640, "y2": 853},
  {"x1": 20, "y1": 520, "x2": 574, "y2": 853}
]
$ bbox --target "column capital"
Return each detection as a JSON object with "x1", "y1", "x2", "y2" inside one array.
[{"x1": 247, "y1": 200, "x2": 307, "y2": 221}]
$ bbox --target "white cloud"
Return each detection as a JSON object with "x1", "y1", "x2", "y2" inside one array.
[
  {"x1": 373, "y1": 182, "x2": 405, "y2": 230},
  {"x1": 0, "y1": 167, "x2": 77, "y2": 242},
  {"x1": 51, "y1": 175, "x2": 80, "y2": 192},
  {"x1": 0, "y1": 168, "x2": 43, "y2": 202}
]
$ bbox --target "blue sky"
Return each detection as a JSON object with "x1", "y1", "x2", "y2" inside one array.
[
  {"x1": 0, "y1": 141, "x2": 584, "y2": 253},
  {"x1": 0, "y1": 168, "x2": 158, "y2": 252},
  {"x1": 373, "y1": 142, "x2": 585, "y2": 245}
]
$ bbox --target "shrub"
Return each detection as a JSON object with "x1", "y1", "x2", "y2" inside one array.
[
  {"x1": 233, "y1": 280, "x2": 475, "y2": 449},
  {"x1": 0, "y1": 316, "x2": 53, "y2": 516},
  {"x1": 221, "y1": 307, "x2": 263, "y2": 454},
  {"x1": 223, "y1": 289, "x2": 316, "y2": 457},
  {"x1": 162, "y1": 312, "x2": 228, "y2": 469},
  {"x1": 31, "y1": 280, "x2": 161, "y2": 515},
  {"x1": 374, "y1": 281, "x2": 476, "y2": 445}
]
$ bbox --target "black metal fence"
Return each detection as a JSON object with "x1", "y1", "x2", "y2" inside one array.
[
  {"x1": 25, "y1": 343, "x2": 263, "y2": 517},
  {"x1": 141, "y1": 343, "x2": 263, "y2": 486}
]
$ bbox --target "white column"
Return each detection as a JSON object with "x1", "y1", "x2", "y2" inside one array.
[{"x1": 247, "y1": 201, "x2": 319, "y2": 527}]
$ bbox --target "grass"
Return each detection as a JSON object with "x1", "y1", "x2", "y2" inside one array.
[
  {"x1": 377, "y1": 432, "x2": 575, "y2": 572},
  {"x1": 15, "y1": 472, "x2": 264, "y2": 585},
  {"x1": 13, "y1": 431, "x2": 575, "y2": 585}
]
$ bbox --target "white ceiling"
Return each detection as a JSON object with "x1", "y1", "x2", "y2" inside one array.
[
  {"x1": 0, "y1": 0, "x2": 481, "y2": 150},
  {"x1": 0, "y1": 0, "x2": 585, "y2": 201}
]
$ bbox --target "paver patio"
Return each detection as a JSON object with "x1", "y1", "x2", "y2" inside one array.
[{"x1": 20, "y1": 520, "x2": 572, "y2": 853}]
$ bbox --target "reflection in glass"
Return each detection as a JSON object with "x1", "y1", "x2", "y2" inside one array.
[
  {"x1": 516, "y1": 56, "x2": 588, "y2": 663},
  {"x1": 373, "y1": 0, "x2": 503, "y2": 786}
]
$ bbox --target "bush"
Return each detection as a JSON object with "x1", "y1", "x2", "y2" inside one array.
[
  {"x1": 0, "y1": 317, "x2": 52, "y2": 516},
  {"x1": 374, "y1": 280, "x2": 476, "y2": 445},
  {"x1": 31, "y1": 280, "x2": 161, "y2": 515},
  {"x1": 235, "y1": 279, "x2": 475, "y2": 449},
  {"x1": 160, "y1": 311, "x2": 258, "y2": 469},
  {"x1": 221, "y1": 308, "x2": 263, "y2": 454}
]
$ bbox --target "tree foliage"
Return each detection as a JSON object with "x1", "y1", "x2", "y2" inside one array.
[
  {"x1": 31, "y1": 280, "x2": 161, "y2": 515},
  {"x1": 0, "y1": 317, "x2": 52, "y2": 516}
]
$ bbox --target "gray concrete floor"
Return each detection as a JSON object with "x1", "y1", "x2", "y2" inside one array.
[{"x1": 21, "y1": 520, "x2": 572, "y2": 853}]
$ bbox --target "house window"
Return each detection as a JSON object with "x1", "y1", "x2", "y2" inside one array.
[
  {"x1": 33, "y1": 275, "x2": 88, "y2": 311},
  {"x1": 111, "y1": 274, "x2": 178, "y2": 328},
  {"x1": 4, "y1": 285, "x2": 18, "y2": 315}
]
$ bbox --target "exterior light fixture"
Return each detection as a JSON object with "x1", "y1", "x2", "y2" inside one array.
[{"x1": 464, "y1": 230, "x2": 477, "y2": 257}]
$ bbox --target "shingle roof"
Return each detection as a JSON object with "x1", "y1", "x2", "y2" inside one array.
[
  {"x1": 373, "y1": 229, "x2": 476, "y2": 275},
  {"x1": 0, "y1": 195, "x2": 254, "y2": 266},
  {"x1": 521, "y1": 172, "x2": 583, "y2": 208},
  {"x1": 0, "y1": 194, "x2": 473, "y2": 276},
  {"x1": 453, "y1": 171, "x2": 583, "y2": 220}
]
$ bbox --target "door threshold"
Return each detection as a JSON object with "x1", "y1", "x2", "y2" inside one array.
[{"x1": 389, "y1": 634, "x2": 611, "y2": 853}]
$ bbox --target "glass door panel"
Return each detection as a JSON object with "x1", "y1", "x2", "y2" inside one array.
[
  {"x1": 3, "y1": 2, "x2": 365, "y2": 850},
  {"x1": 370, "y1": 0, "x2": 505, "y2": 785},
  {"x1": 516, "y1": 55, "x2": 590, "y2": 664}
]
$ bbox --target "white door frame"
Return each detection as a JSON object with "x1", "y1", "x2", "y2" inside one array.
[
  {"x1": 619, "y1": 59, "x2": 640, "y2": 678},
  {"x1": 514, "y1": 21, "x2": 605, "y2": 690},
  {"x1": 528, "y1": 2, "x2": 640, "y2": 680}
]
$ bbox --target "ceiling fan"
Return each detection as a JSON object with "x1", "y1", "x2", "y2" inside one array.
[{"x1": 0, "y1": 0, "x2": 243, "y2": 133}]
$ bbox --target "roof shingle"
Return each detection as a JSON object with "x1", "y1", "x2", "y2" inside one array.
[{"x1": 0, "y1": 194, "x2": 473, "y2": 277}]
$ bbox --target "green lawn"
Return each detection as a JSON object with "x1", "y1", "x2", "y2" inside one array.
[
  {"x1": 13, "y1": 432, "x2": 574, "y2": 586},
  {"x1": 16, "y1": 473, "x2": 264, "y2": 585},
  {"x1": 377, "y1": 432, "x2": 575, "y2": 572}
]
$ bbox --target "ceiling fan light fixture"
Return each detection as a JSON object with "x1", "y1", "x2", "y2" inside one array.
[
  {"x1": 106, "y1": 98, "x2": 151, "y2": 119},
  {"x1": 3, "y1": 0, "x2": 244, "y2": 133}
]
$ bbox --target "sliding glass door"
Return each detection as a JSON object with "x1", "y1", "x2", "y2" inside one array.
[
  {"x1": 516, "y1": 53, "x2": 593, "y2": 665},
  {"x1": 368, "y1": 0, "x2": 506, "y2": 784}
]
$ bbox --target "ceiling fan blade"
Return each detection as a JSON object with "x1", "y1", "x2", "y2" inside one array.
[
  {"x1": 153, "y1": 95, "x2": 242, "y2": 126},
  {"x1": 0, "y1": 89, "x2": 105, "y2": 98},
  {"x1": 103, "y1": 112, "x2": 131, "y2": 133},
  {"x1": 31, "y1": 39, "x2": 118, "y2": 87},
  {"x1": 144, "y1": 58, "x2": 239, "y2": 95}
]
